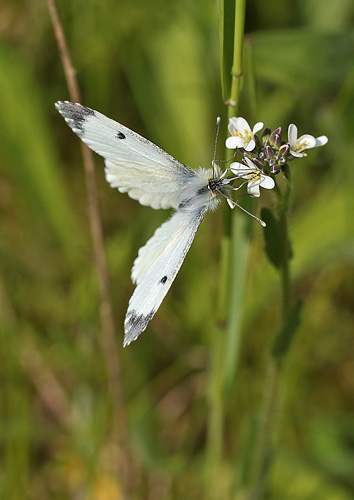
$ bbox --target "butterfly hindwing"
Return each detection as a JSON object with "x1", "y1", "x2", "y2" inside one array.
[{"x1": 124, "y1": 205, "x2": 208, "y2": 346}]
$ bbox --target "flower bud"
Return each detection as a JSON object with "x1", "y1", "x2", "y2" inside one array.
[
  {"x1": 254, "y1": 134, "x2": 261, "y2": 149},
  {"x1": 279, "y1": 142, "x2": 290, "y2": 157},
  {"x1": 261, "y1": 128, "x2": 271, "y2": 144},
  {"x1": 262, "y1": 168, "x2": 269, "y2": 175},
  {"x1": 274, "y1": 134, "x2": 282, "y2": 149},
  {"x1": 252, "y1": 157, "x2": 265, "y2": 169},
  {"x1": 270, "y1": 164, "x2": 280, "y2": 175},
  {"x1": 269, "y1": 127, "x2": 282, "y2": 148},
  {"x1": 265, "y1": 145, "x2": 274, "y2": 159}
]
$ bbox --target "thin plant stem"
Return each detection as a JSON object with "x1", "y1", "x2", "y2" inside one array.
[
  {"x1": 246, "y1": 176, "x2": 293, "y2": 500},
  {"x1": 279, "y1": 181, "x2": 292, "y2": 317},
  {"x1": 206, "y1": 0, "x2": 247, "y2": 497},
  {"x1": 229, "y1": 0, "x2": 246, "y2": 109},
  {"x1": 47, "y1": 0, "x2": 127, "y2": 447},
  {"x1": 224, "y1": 0, "x2": 249, "y2": 389},
  {"x1": 224, "y1": 32, "x2": 258, "y2": 393}
]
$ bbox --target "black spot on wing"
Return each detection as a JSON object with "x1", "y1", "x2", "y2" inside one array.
[
  {"x1": 55, "y1": 101, "x2": 94, "y2": 136},
  {"x1": 160, "y1": 276, "x2": 167, "y2": 284},
  {"x1": 117, "y1": 131, "x2": 126, "y2": 139},
  {"x1": 123, "y1": 310, "x2": 155, "y2": 347}
]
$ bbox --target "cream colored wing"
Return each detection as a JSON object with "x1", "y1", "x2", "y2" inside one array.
[
  {"x1": 55, "y1": 101, "x2": 197, "y2": 209},
  {"x1": 124, "y1": 205, "x2": 207, "y2": 346}
]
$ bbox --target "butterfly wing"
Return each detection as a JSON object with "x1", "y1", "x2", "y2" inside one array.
[
  {"x1": 124, "y1": 205, "x2": 208, "y2": 346},
  {"x1": 55, "y1": 101, "x2": 197, "y2": 209}
]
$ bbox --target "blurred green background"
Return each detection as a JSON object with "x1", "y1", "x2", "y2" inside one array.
[{"x1": 0, "y1": 0, "x2": 353, "y2": 499}]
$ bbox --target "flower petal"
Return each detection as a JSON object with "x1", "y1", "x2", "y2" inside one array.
[
  {"x1": 315, "y1": 135, "x2": 328, "y2": 147},
  {"x1": 230, "y1": 161, "x2": 252, "y2": 177},
  {"x1": 247, "y1": 180, "x2": 261, "y2": 197},
  {"x1": 298, "y1": 134, "x2": 316, "y2": 149},
  {"x1": 253, "y1": 121, "x2": 264, "y2": 134},
  {"x1": 226, "y1": 136, "x2": 245, "y2": 149},
  {"x1": 260, "y1": 175, "x2": 275, "y2": 190},
  {"x1": 290, "y1": 149, "x2": 304, "y2": 158},
  {"x1": 244, "y1": 139, "x2": 256, "y2": 151},
  {"x1": 235, "y1": 117, "x2": 251, "y2": 134},
  {"x1": 288, "y1": 124, "x2": 297, "y2": 146},
  {"x1": 228, "y1": 117, "x2": 238, "y2": 135},
  {"x1": 244, "y1": 157, "x2": 258, "y2": 170}
]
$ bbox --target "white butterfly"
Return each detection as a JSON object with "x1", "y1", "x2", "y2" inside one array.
[{"x1": 55, "y1": 101, "x2": 236, "y2": 346}]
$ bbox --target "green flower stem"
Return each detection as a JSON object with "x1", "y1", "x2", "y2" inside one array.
[
  {"x1": 278, "y1": 180, "x2": 292, "y2": 318},
  {"x1": 205, "y1": 0, "x2": 247, "y2": 497},
  {"x1": 229, "y1": 0, "x2": 246, "y2": 108},
  {"x1": 224, "y1": 210, "x2": 251, "y2": 388},
  {"x1": 223, "y1": 0, "x2": 249, "y2": 391},
  {"x1": 246, "y1": 176, "x2": 293, "y2": 500}
]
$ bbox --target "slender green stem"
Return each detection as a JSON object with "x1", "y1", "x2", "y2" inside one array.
[
  {"x1": 246, "y1": 175, "x2": 293, "y2": 500},
  {"x1": 229, "y1": 0, "x2": 246, "y2": 109},
  {"x1": 205, "y1": 1, "x2": 247, "y2": 497},
  {"x1": 279, "y1": 177, "x2": 292, "y2": 319},
  {"x1": 223, "y1": 0, "x2": 253, "y2": 393}
]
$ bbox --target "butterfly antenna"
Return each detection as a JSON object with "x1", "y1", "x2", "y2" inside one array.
[
  {"x1": 212, "y1": 117, "x2": 221, "y2": 179},
  {"x1": 214, "y1": 150, "x2": 239, "y2": 164},
  {"x1": 234, "y1": 194, "x2": 267, "y2": 227},
  {"x1": 235, "y1": 203, "x2": 266, "y2": 227}
]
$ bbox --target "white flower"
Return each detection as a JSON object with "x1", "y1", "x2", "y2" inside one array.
[
  {"x1": 225, "y1": 117, "x2": 264, "y2": 152},
  {"x1": 288, "y1": 124, "x2": 328, "y2": 158},
  {"x1": 230, "y1": 157, "x2": 275, "y2": 198}
]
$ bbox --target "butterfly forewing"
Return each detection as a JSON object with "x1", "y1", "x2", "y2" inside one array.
[{"x1": 55, "y1": 101, "x2": 197, "y2": 210}]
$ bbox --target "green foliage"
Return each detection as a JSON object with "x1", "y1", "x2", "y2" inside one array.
[
  {"x1": 261, "y1": 207, "x2": 293, "y2": 270},
  {"x1": 0, "y1": 0, "x2": 354, "y2": 499}
]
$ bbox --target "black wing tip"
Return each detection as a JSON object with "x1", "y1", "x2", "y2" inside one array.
[
  {"x1": 55, "y1": 100, "x2": 94, "y2": 116},
  {"x1": 123, "y1": 310, "x2": 155, "y2": 347},
  {"x1": 55, "y1": 101, "x2": 94, "y2": 135}
]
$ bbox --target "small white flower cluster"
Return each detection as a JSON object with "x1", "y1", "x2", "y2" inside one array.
[{"x1": 225, "y1": 117, "x2": 328, "y2": 198}]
